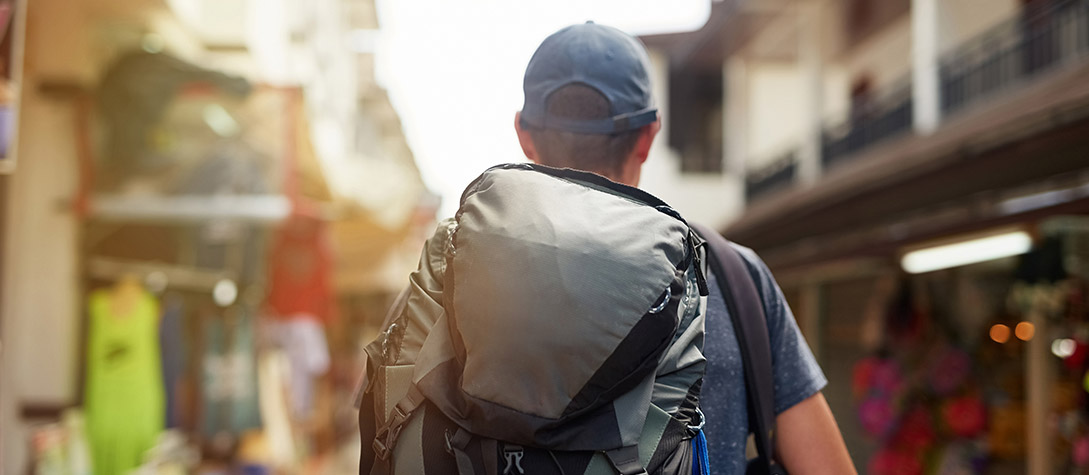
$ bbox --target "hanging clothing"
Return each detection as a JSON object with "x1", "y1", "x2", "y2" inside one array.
[
  {"x1": 96, "y1": 51, "x2": 251, "y2": 179},
  {"x1": 200, "y1": 310, "x2": 261, "y2": 437},
  {"x1": 256, "y1": 350, "x2": 299, "y2": 470},
  {"x1": 259, "y1": 318, "x2": 329, "y2": 420},
  {"x1": 84, "y1": 288, "x2": 165, "y2": 475},
  {"x1": 159, "y1": 295, "x2": 187, "y2": 428},
  {"x1": 265, "y1": 213, "x2": 334, "y2": 323}
]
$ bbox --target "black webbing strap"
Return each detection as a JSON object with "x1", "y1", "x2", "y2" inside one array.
[
  {"x1": 449, "y1": 428, "x2": 477, "y2": 475},
  {"x1": 691, "y1": 224, "x2": 778, "y2": 474},
  {"x1": 481, "y1": 439, "x2": 499, "y2": 475}
]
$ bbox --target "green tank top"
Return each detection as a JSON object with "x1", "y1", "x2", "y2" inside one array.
[{"x1": 84, "y1": 288, "x2": 164, "y2": 475}]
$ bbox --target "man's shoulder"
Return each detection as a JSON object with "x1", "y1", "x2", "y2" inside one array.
[
  {"x1": 704, "y1": 238, "x2": 786, "y2": 328},
  {"x1": 725, "y1": 241, "x2": 760, "y2": 266},
  {"x1": 715, "y1": 239, "x2": 773, "y2": 285}
]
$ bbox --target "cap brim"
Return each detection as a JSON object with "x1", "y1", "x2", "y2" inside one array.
[{"x1": 524, "y1": 107, "x2": 658, "y2": 134}]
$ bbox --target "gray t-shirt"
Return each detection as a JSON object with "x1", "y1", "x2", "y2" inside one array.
[{"x1": 701, "y1": 244, "x2": 827, "y2": 475}]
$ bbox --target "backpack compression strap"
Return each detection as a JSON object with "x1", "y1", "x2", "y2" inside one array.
[
  {"x1": 691, "y1": 224, "x2": 780, "y2": 474},
  {"x1": 370, "y1": 384, "x2": 426, "y2": 475}
]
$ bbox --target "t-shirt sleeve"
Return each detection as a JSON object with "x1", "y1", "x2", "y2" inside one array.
[{"x1": 733, "y1": 244, "x2": 828, "y2": 415}]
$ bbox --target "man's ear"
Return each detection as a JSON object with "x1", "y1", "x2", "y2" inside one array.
[
  {"x1": 514, "y1": 112, "x2": 539, "y2": 163},
  {"x1": 630, "y1": 115, "x2": 661, "y2": 165}
]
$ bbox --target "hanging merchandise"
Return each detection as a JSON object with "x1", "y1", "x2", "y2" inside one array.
[
  {"x1": 159, "y1": 293, "x2": 187, "y2": 428},
  {"x1": 95, "y1": 51, "x2": 251, "y2": 186},
  {"x1": 28, "y1": 409, "x2": 92, "y2": 475},
  {"x1": 1026, "y1": 225, "x2": 1089, "y2": 471},
  {"x1": 941, "y1": 394, "x2": 988, "y2": 438},
  {"x1": 851, "y1": 279, "x2": 995, "y2": 473},
  {"x1": 174, "y1": 142, "x2": 277, "y2": 278},
  {"x1": 62, "y1": 409, "x2": 92, "y2": 475},
  {"x1": 259, "y1": 318, "x2": 329, "y2": 421},
  {"x1": 30, "y1": 423, "x2": 67, "y2": 475},
  {"x1": 83, "y1": 276, "x2": 165, "y2": 475},
  {"x1": 1074, "y1": 435, "x2": 1089, "y2": 468},
  {"x1": 131, "y1": 430, "x2": 200, "y2": 475},
  {"x1": 175, "y1": 142, "x2": 272, "y2": 196},
  {"x1": 256, "y1": 350, "x2": 300, "y2": 471},
  {"x1": 200, "y1": 309, "x2": 261, "y2": 437},
  {"x1": 927, "y1": 347, "x2": 972, "y2": 396},
  {"x1": 265, "y1": 210, "x2": 333, "y2": 324}
]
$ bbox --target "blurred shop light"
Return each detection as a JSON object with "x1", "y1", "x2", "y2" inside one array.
[
  {"x1": 91, "y1": 195, "x2": 290, "y2": 223},
  {"x1": 1053, "y1": 338, "x2": 1077, "y2": 358},
  {"x1": 350, "y1": 29, "x2": 380, "y2": 54},
  {"x1": 1015, "y1": 321, "x2": 1036, "y2": 341},
  {"x1": 999, "y1": 182, "x2": 1089, "y2": 215},
  {"x1": 213, "y1": 279, "x2": 238, "y2": 307},
  {"x1": 145, "y1": 271, "x2": 169, "y2": 294},
  {"x1": 990, "y1": 324, "x2": 1011, "y2": 344},
  {"x1": 901, "y1": 231, "x2": 1032, "y2": 274},
  {"x1": 202, "y1": 104, "x2": 241, "y2": 138}
]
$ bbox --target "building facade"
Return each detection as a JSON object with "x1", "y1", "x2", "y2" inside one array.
[{"x1": 644, "y1": 0, "x2": 1089, "y2": 473}]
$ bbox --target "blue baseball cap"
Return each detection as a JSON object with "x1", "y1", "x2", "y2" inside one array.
[{"x1": 521, "y1": 22, "x2": 658, "y2": 135}]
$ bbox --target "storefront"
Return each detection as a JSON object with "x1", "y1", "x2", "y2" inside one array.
[
  {"x1": 0, "y1": 0, "x2": 432, "y2": 472},
  {"x1": 806, "y1": 217, "x2": 1089, "y2": 474},
  {"x1": 735, "y1": 162, "x2": 1089, "y2": 474}
]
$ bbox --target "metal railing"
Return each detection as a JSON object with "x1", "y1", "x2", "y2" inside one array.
[
  {"x1": 940, "y1": 0, "x2": 1089, "y2": 115},
  {"x1": 820, "y1": 79, "x2": 915, "y2": 170},
  {"x1": 745, "y1": 149, "x2": 798, "y2": 202},
  {"x1": 743, "y1": 0, "x2": 1089, "y2": 200}
]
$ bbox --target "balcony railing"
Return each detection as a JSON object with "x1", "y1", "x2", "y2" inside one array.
[
  {"x1": 745, "y1": 149, "x2": 797, "y2": 202},
  {"x1": 820, "y1": 79, "x2": 914, "y2": 170},
  {"x1": 743, "y1": 0, "x2": 1089, "y2": 204},
  {"x1": 940, "y1": 0, "x2": 1089, "y2": 115}
]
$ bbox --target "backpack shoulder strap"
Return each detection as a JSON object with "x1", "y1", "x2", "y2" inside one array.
[{"x1": 690, "y1": 223, "x2": 778, "y2": 473}]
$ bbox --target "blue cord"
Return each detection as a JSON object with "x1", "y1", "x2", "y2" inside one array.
[{"x1": 692, "y1": 429, "x2": 710, "y2": 475}]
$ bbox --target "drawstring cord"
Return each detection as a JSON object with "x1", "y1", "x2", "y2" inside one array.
[{"x1": 690, "y1": 408, "x2": 710, "y2": 475}]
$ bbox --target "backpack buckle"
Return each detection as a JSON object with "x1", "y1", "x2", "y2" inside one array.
[
  {"x1": 444, "y1": 429, "x2": 455, "y2": 455},
  {"x1": 372, "y1": 404, "x2": 411, "y2": 460},
  {"x1": 372, "y1": 435, "x2": 393, "y2": 461},
  {"x1": 372, "y1": 422, "x2": 404, "y2": 460},
  {"x1": 502, "y1": 444, "x2": 525, "y2": 474}
]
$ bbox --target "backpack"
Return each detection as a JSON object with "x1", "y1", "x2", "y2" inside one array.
[{"x1": 357, "y1": 163, "x2": 710, "y2": 475}]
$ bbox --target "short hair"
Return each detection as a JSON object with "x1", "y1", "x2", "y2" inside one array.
[{"x1": 521, "y1": 84, "x2": 644, "y2": 178}]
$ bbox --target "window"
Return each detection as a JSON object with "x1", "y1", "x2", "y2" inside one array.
[{"x1": 668, "y1": 64, "x2": 724, "y2": 174}]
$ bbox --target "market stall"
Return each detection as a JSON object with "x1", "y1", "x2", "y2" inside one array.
[{"x1": 819, "y1": 216, "x2": 1089, "y2": 474}]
